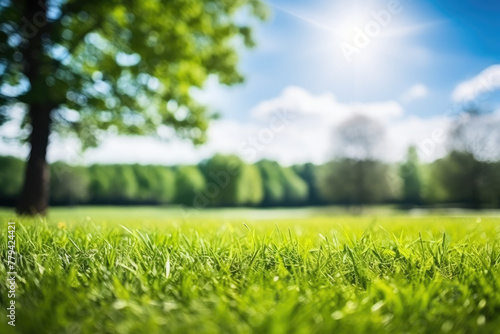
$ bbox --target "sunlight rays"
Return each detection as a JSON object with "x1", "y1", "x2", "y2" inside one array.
[{"x1": 270, "y1": 1, "x2": 442, "y2": 82}]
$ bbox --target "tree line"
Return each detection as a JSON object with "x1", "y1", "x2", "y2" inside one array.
[{"x1": 1, "y1": 149, "x2": 500, "y2": 208}]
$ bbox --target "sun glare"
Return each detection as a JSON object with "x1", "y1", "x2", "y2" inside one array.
[{"x1": 300, "y1": 0, "x2": 413, "y2": 84}]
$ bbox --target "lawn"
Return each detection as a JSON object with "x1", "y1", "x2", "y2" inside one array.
[{"x1": 1, "y1": 207, "x2": 500, "y2": 333}]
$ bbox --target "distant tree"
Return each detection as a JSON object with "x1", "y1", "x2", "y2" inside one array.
[
  {"x1": 333, "y1": 114, "x2": 385, "y2": 161},
  {"x1": 485, "y1": 162, "x2": 500, "y2": 207},
  {"x1": 239, "y1": 163, "x2": 264, "y2": 205},
  {"x1": 0, "y1": 156, "x2": 24, "y2": 204},
  {"x1": 318, "y1": 160, "x2": 354, "y2": 205},
  {"x1": 399, "y1": 146, "x2": 422, "y2": 205},
  {"x1": 256, "y1": 160, "x2": 285, "y2": 206},
  {"x1": 200, "y1": 154, "x2": 240, "y2": 206},
  {"x1": 448, "y1": 107, "x2": 500, "y2": 161},
  {"x1": 293, "y1": 163, "x2": 322, "y2": 205},
  {"x1": 440, "y1": 107, "x2": 500, "y2": 208},
  {"x1": 131, "y1": 164, "x2": 157, "y2": 202},
  {"x1": 419, "y1": 162, "x2": 444, "y2": 203},
  {"x1": 431, "y1": 151, "x2": 487, "y2": 208},
  {"x1": 318, "y1": 159, "x2": 392, "y2": 206},
  {"x1": 174, "y1": 166, "x2": 206, "y2": 206},
  {"x1": 50, "y1": 162, "x2": 89, "y2": 205},
  {"x1": 255, "y1": 160, "x2": 307, "y2": 206},
  {"x1": 281, "y1": 167, "x2": 308, "y2": 205},
  {"x1": 319, "y1": 115, "x2": 391, "y2": 209},
  {"x1": 108, "y1": 165, "x2": 138, "y2": 202},
  {"x1": 88, "y1": 164, "x2": 113, "y2": 203},
  {"x1": 0, "y1": 0, "x2": 268, "y2": 214},
  {"x1": 92, "y1": 164, "x2": 176, "y2": 204},
  {"x1": 200, "y1": 154, "x2": 263, "y2": 206},
  {"x1": 149, "y1": 166, "x2": 176, "y2": 204}
]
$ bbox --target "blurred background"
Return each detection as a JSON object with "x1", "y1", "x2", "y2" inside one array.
[{"x1": 1, "y1": 0, "x2": 500, "y2": 212}]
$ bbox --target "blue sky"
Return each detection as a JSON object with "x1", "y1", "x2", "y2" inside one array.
[
  {"x1": 2, "y1": 0, "x2": 500, "y2": 165},
  {"x1": 198, "y1": 0, "x2": 500, "y2": 120}
]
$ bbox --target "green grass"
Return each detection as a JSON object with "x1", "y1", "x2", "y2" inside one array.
[{"x1": 1, "y1": 207, "x2": 500, "y2": 333}]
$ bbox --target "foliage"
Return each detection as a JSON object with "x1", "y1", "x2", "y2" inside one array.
[
  {"x1": 149, "y1": 166, "x2": 176, "y2": 204},
  {"x1": 88, "y1": 164, "x2": 114, "y2": 203},
  {"x1": 174, "y1": 165, "x2": 205, "y2": 206},
  {"x1": 49, "y1": 162, "x2": 90, "y2": 205},
  {"x1": 256, "y1": 160, "x2": 285, "y2": 206},
  {"x1": 1, "y1": 152, "x2": 500, "y2": 208},
  {"x1": 108, "y1": 165, "x2": 138, "y2": 202},
  {"x1": 0, "y1": 156, "x2": 24, "y2": 201},
  {"x1": 239, "y1": 163, "x2": 264, "y2": 205},
  {"x1": 399, "y1": 146, "x2": 422, "y2": 204},
  {"x1": 200, "y1": 154, "x2": 263, "y2": 206},
  {"x1": 1, "y1": 208, "x2": 500, "y2": 333},
  {"x1": 131, "y1": 165, "x2": 175, "y2": 204},
  {"x1": 281, "y1": 167, "x2": 308, "y2": 204},
  {"x1": 320, "y1": 114, "x2": 394, "y2": 208},
  {"x1": 256, "y1": 160, "x2": 308, "y2": 206},
  {"x1": 318, "y1": 159, "x2": 393, "y2": 205},
  {"x1": 293, "y1": 162, "x2": 323, "y2": 205},
  {"x1": 0, "y1": 0, "x2": 268, "y2": 146},
  {"x1": 430, "y1": 151, "x2": 499, "y2": 208}
]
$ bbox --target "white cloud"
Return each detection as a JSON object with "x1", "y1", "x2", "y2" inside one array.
[
  {"x1": 388, "y1": 115, "x2": 449, "y2": 162},
  {"x1": 252, "y1": 86, "x2": 403, "y2": 123},
  {"x1": 0, "y1": 86, "x2": 467, "y2": 166},
  {"x1": 73, "y1": 86, "x2": 411, "y2": 166},
  {"x1": 451, "y1": 64, "x2": 500, "y2": 102},
  {"x1": 81, "y1": 136, "x2": 214, "y2": 166},
  {"x1": 401, "y1": 83, "x2": 429, "y2": 103},
  {"x1": 241, "y1": 86, "x2": 453, "y2": 164}
]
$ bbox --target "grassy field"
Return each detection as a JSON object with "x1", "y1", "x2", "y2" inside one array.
[{"x1": 1, "y1": 207, "x2": 500, "y2": 333}]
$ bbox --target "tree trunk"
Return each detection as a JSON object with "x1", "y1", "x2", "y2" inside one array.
[
  {"x1": 16, "y1": 105, "x2": 52, "y2": 215},
  {"x1": 16, "y1": 0, "x2": 53, "y2": 215}
]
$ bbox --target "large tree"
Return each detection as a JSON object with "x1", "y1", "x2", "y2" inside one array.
[{"x1": 0, "y1": 0, "x2": 267, "y2": 214}]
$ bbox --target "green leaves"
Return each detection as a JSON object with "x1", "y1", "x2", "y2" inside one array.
[{"x1": 1, "y1": 0, "x2": 268, "y2": 146}]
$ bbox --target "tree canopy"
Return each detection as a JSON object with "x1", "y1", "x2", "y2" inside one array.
[
  {"x1": 1, "y1": 0, "x2": 268, "y2": 144},
  {"x1": 0, "y1": 0, "x2": 267, "y2": 213}
]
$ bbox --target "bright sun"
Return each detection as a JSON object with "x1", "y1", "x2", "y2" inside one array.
[
  {"x1": 332, "y1": 2, "x2": 405, "y2": 68},
  {"x1": 299, "y1": 0, "x2": 415, "y2": 82},
  {"x1": 276, "y1": 0, "x2": 429, "y2": 85}
]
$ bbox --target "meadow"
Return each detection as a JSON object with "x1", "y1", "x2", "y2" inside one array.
[{"x1": 1, "y1": 207, "x2": 500, "y2": 333}]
